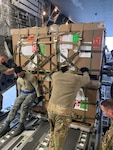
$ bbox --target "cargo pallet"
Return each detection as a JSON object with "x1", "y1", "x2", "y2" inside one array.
[{"x1": 11, "y1": 22, "x2": 106, "y2": 149}]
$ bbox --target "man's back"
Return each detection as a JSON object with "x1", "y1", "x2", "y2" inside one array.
[{"x1": 49, "y1": 70, "x2": 90, "y2": 109}]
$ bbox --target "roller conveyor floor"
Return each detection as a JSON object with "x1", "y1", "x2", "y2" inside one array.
[
  {"x1": 0, "y1": 112, "x2": 96, "y2": 150},
  {"x1": 0, "y1": 111, "x2": 50, "y2": 150}
]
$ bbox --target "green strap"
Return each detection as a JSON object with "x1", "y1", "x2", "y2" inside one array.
[
  {"x1": 18, "y1": 28, "x2": 21, "y2": 66},
  {"x1": 90, "y1": 23, "x2": 94, "y2": 71}
]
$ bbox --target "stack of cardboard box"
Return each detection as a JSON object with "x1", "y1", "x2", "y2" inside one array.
[{"x1": 11, "y1": 22, "x2": 105, "y2": 127}]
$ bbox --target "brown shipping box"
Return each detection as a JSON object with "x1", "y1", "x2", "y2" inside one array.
[
  {"x1": 11, "y1": 22, "x2": 105, "y2": 76},
  {"x1": 73, "y1": 29, "x2": 104, "y2": 75},
  {"x1": 73, "y1": 80, "x2": 100, "y2": 125},
  {"x1": 11, "y1": 26, "x2": 48, "y2": 36},
  {"x1": 29, "y1": 26, "x2": 48, "y2": 35},
  {"x1": 70, "y1": 23, "x2": 105, "y2": 76},
  {"x1": 11, "y1": 26, "x2": 48, "y2": 53},
  {"x1": 14, "y1": 54, "x2": 29, "y2": 69},
  {"x1": 11, "y1": 28, "x2": 29, "y2": 36},
  {"x1": 10, "y1": 23, "x2": 104, "y2": 126},
  {"x1": 11, "y1": 27, "x2": 50, "y2": 71},
  {"x1": 39, "y1": 38, "x2": 51, "y2": 71},
  {"x1": 49, "y1": 22, "x2": 105, "y2": 76}
]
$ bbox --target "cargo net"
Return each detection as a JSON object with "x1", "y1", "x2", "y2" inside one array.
[
  {"x1": 13, "y1": 23, "x2": 104, "y2": 121},
  {"x1": 13, "y1": 30, "x2": 83, "y2": 100}
]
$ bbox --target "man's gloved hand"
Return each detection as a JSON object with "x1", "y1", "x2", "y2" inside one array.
[
  {"x1": 80, "y1": 67, "x2": 89, "y2": 73},
  {"x1": 2, "y1": 62, "x2": 9, "y2": 68},
  {"x1": 38, "y1": 96, "x2": 44, "y2": 103},
  {"x1": 7, "y1": 59, "x2": 17, "y2": 68}
]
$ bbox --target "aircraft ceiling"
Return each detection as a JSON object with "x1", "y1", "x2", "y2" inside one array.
[{"x1": 50, "y1": 0, "x2": 113, "y2": 37}]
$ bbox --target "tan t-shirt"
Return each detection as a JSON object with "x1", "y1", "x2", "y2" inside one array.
[
  {"x1": 48, "y1": 70, "x2": 90, "y2": 112},
  {"x1": 17, "y1": 71, "x2": 40, "y2": 97}
]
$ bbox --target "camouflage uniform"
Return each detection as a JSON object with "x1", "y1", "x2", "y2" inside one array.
[
  {"x1": 6, "y1": 71, "x2": 40, "y2": 124},
  {"x1": 99, "y1": 121, "x2": 113, "y2": 150},
  {"x1": 47, "y1": 70, "x2": 90, "y2": 150},
  {"x1": 0, "y1": 63, "x2": 8, "y2": 73},
  {"x1": 0, "y1": 64, "x2": 8, "y2": 110}
]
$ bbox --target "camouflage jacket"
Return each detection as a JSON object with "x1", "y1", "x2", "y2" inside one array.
[{"x1": 101, "y1": 121, "x2": 113, "y2": 150}]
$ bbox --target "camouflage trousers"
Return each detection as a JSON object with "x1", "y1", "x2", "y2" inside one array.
[
  {"x1": 48, "y1": 111, "x2": 72, "y2": 150},
  {"x1": 6, "y1": 93, "x2": 37, "y2": 124},
  {"x1": 99, "y1": 128, "x2": 113, "y2": 150}
]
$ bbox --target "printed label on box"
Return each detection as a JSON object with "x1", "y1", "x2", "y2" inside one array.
[{"x1": 74, "y1": 88, "x2": 88, "y2": 111}]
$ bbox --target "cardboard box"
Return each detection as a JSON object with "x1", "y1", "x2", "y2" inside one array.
[
  {"x1": 71, "y1": 22, "x2": 105, "y2": 32},
  {"x1": 10, "y1": 28, "x2": 29, "y2": 36},
  {"x1": 68, "y1": 29, "x2": 104, "y2": 75},
  {"x1": 12, "y1": 35, "x2": 19, "y2": 47},
  {"x1": 10, "y1": 23, "x2": 105, "y2": 127},
  {"x1": 29, "y1": 27, "x2": 38, "y2": 35},
  {"x1": 74, "y1": 88, "x2": 99, "y2": 123},
  {"x1": 11, "y1": 22, "x2": 105, "y2": 77},
  {"x1": 68, "y1": 53, "x2": 102, "y2": 75},
  {"x1": 39, "y1": 37, "x2": 51, "y2": 71},
  {"x1": 14, "y1": 54, "x2": 28, "y2": 69},
  {"x1": 59, "y1": 24, "x2": 71, "y2": 33},
  {"x1": 11, "y1": 27, "x2": 48, "y2": 36},
  {"x1": 29, "y1": 26, "x2": 48, "y2": 35}
]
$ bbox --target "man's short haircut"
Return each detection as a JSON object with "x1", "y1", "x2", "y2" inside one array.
[
  {"x1": 101, "y1": 99, "x2": 113, "y2": 110},
  {"x1": 61, "y1": 66, "x2": 68, "y2": 73},
  {"x1": 15, "y1": 66, "x2": 23, "y2": 74},
  {"x1": 60, "y1": 62, "x2": 69, "y2": 73}
]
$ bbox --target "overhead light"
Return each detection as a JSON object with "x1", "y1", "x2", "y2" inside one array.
[
  {"x1": 66, "y1": 20, "x2": 69, "y2": 25},
  {"x1": 54, "y1": 7, "x2": 58, "y2": 12},
  {"x1": 42, "y1": 11, "x2": 46, "y2": 16}
]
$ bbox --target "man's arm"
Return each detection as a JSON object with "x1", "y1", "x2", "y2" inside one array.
[
  {"x1": 16, "y1": 78, "x2": 21, "y2": 96},
  {"x1": 17, "y1": 79, "x2": 21, "y2": 96},
  {"x1": 0, "y1": 63, "x2": 14, "y2": 75},
  {"x1": 30, "y1": 75, "x2": 41, "y2": 97},
  {"x1": 78, "y1": 67, "x2": 90, "y2": 86},
  {"x1": 77, "y1": 72, "x2": 90, "y2": 87},
  {"x1": 3, "y1": 68, "x2": 14, "y2": 75}
]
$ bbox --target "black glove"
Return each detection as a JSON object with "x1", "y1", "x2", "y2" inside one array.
[
  {"x1": 7, "y1": 59, "x2": 17, "y2": 68},
  {"x1": 80, "y1": 67, "x2": 89, "y2": 73},
  {"x1": 38, "y1": 96, "x2": 43, "y2": 103},
  {"x1": 2, "y1": 62, "x2": 9, "y2": 68}
]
